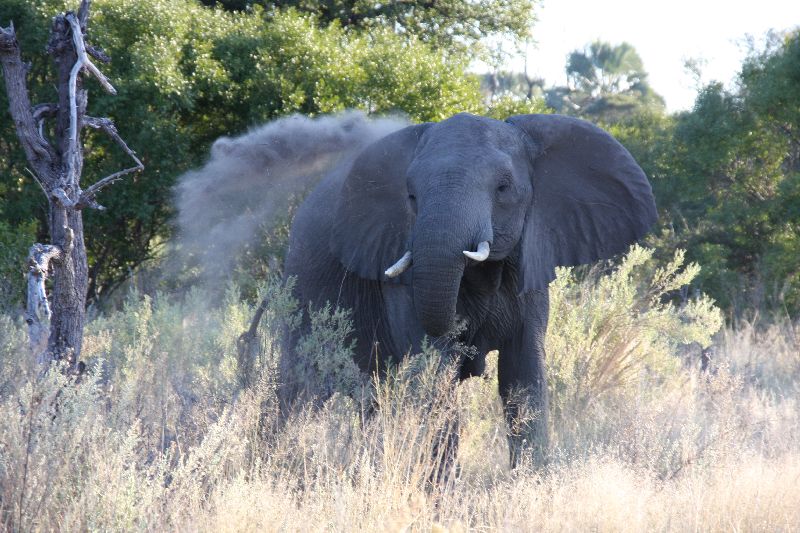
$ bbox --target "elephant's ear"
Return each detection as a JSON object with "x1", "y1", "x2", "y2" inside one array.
[
  {"x1": 506, "y1": 114, "x2": 657, "y2": 293},
  {"x1": 330, "y1": 123, "x2": 430, "y2": 281}
]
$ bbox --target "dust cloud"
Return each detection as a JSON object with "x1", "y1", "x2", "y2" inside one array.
[{"x1": 175, "y1": 111, "x2": 408, "y2": 278}]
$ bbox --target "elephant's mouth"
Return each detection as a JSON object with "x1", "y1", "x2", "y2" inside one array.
[
  {"x1": 384, "y1": 241, "x2": 491, "y2": 279},
  {"x1": 386, "y1": 241, "x2": 492, "y2": 338}
]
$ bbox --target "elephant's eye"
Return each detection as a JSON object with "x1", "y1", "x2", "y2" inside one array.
[
  {"x1": 495, "y1": 178, "x2": 516, "y2": 203},
  {"x1": 408, "y1": 194, "x2": 417, "y2": 211},
  {"x1": 496, "y1": 172, "x2": 513, "y2": 195},
  {"x1": 496, "y1": 180, "x2": 513, "y2": 195}
]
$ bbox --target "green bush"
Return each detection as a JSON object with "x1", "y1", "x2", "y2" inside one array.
[{"x1": 548, "y1": 246, "x2": 721, "y2": 415}]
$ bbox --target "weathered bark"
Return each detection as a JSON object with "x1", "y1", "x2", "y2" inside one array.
[
  {"x1": 25, "y1": 239, "x2": 70, "y2": 360},
  {"x1": 0, "y1": 0, "x2": 143, "y2": 368}
]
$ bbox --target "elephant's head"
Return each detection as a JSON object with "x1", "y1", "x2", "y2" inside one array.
[{"x1": 330, "y1": 113, "x2": 657, "y2": 337}]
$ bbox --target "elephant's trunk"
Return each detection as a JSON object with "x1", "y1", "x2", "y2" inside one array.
[{"x1": 411, "y1": 217, "x2": 468, "y2": 338}]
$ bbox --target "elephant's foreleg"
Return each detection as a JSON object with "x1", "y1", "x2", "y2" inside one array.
[
  {"x1": 429, "y1": 413, "x2": 460, "y2": 487},
  {"x1": 498, "y1": 289, "x2": 550, "y2": 467}
]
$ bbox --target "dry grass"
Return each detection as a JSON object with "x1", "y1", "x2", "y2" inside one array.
[{"x1": 1, "y1": 249, "x2": 798, "y2": 531}]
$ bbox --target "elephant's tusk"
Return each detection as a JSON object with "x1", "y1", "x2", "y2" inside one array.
[
  {"x1": 463, "y1": 241, "x2": 490, "y2": 262},
  {"x1": 385, "y1": 251, "x2": 412, "y2": 278}
]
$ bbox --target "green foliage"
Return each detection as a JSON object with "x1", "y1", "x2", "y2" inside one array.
[
  {"x1": 480, "y1": 70, "x2": 546, "y2": 101},
  {"x1": 0, "y1": 0, "x2": 483, "y2": 302},
  {"x1": 199, "y1": 8, "x2": 483, "y2": 121},
  {"x1": 295, "y1": 303, "x2": 364, "y2": 398},
  {"x1": 202, "y1": 0, "x2": 537, "y2": 53},
  {"x1": 567, "y1": 41, "x2": 646, "y2": 94},
  {"x1": 484, "y1": 93, "x2": 551, "y2": 119},
  {"x1": 484, "y1": 41, "x2": 664, "y2": 123},
  {"x1": 606, "y1": 111, "x2": 676, "y2": 193},
  {"x1": 0, "y1": 220, "x2": 36, "y2": 309},
  {"x1": 740, "y1": 32, "x2": 800, "y2": 155},
  {"x1": 547, "y1": 246, "x2": 722, "y2": 424},
  {"x1": 617, "y1": 32, "x2": 800, "y2": 314},
  {"x1": 547, "y1": 41, "x2": 665, "y2": 122}
]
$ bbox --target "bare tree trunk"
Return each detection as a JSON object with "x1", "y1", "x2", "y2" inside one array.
[{"x1": 0, "y1": 0, "x2": 143, "y2": 369}]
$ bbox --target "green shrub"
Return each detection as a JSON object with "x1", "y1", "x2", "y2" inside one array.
[
  {"x1": 548, "y1": 245, "x2": 721, "y2": 417},
  {"x1": 295, "y1": 303, "x2": 364, "y2": 399}
]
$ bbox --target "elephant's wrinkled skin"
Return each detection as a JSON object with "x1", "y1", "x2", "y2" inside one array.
[{"x1": 280, "y1": 113, "x2": 657, "y2": 464}]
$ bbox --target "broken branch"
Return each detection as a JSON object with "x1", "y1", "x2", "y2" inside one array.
[
  {"x1": 32, "y1": 103, "x2": 58, "y2": 122},
  {"x1": 32, "y1": 103, "x2": 58, "y2": 145},
  {"x1": 25, "y1": 241, "x2": 65, "y2": 357},
  {"x1": 237, "y1": 294, "x2": 271, "y2": 388},
  {"x1": 76, "y1": 116, "x2": 144, "y2": 208},
  {"x1": 66, "y1": 13, "x2": 115, "y2": 93},
  {"x1": 77, "y1": 0, "x2": 91, "y2": 27},
  {"x1": 24, "y1": 168, "x2": 49, "y2": 197},
  {"x1": 86, "y1": 44, "x2": 110, "y2": 64},
  {"x1": 51, "y1": 187, "x2": 77, "y2": 208},
  {"x1": 65, "y1": 12, "x2": 116, "y2": 188}
]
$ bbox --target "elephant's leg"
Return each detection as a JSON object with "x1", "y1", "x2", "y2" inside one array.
[
  {"x1": 498, "y1": 289, "x2": 550, "y2": 467},
  {"x1": 459, "y1": 332, "x2": 493, "y2": 380},
  {"x1": 428, "y1": 335, "x2": 497, "y2": 485},
  {"x1": 428, "y1": 407, "x2": 460, "y2": 487}
]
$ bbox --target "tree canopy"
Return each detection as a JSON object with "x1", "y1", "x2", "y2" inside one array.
[
  {"x1": 548, "y1": 40, "x2": 665, "y2": 122},
  {"x1": 611, "y1": 31, "x2": 800, "y2": 313},
  {"x1": 0, "y1": 0, "x2": 498, "y2": 304},
  {"x1": 483, "y1": 41, "x2": 665, "y2": 123},
  {"x1": 200, "y1": 0, "x2": 537, "y2": 52}
]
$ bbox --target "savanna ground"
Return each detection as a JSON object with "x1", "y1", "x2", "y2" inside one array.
[{"x1": 1, "y1": 246, "x2": 798, "y2": 531}]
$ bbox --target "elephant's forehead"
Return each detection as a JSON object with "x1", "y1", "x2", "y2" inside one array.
[{"x1": 423, "y1": 114, "x2": 524, "y2": 153}]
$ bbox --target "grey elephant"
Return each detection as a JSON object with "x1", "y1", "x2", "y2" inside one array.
[{"x1": 280, "y1": 112, "x2": 657, "y2": 464}]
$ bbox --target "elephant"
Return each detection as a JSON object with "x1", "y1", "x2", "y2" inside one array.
[{"x1": 279, "y1": 112, "x2": 657, "y2": 465}]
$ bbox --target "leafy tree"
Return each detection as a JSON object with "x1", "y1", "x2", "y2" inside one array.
[
  {"x1": 567, "y1": 41, "x2": 645, "y2": 95},
  {"x1": 618, "y1": 32, "x2": 800, "y2": 314},
  {"x1": 201, "y1": 0, "x2": 537, "y2": 52},
  {"x1": 739, "y1": 32, "x2": 800, "y2": 173},
  {"x1": 547, "y1": 41, "x2": 665, "y2": 122},
  {"x1": 0, "y1": 219, "x2": 35, "y2": 310},
  {"x1": 484, "y1": 93, "x2": 549, "y2": 119},
  {"x1": 0, "y1": 0, "x2": 483, "y2": 305}
]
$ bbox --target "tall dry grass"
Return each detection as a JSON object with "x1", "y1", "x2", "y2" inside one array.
[{"x1": 0, "y1": 247, "x2": 798, "y2": 531}]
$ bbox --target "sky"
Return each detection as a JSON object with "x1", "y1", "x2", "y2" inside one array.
[{"x1": 487, "y1": 0, "x2": 800, "y2": 112}]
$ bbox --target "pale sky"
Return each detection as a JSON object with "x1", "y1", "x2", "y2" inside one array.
[{"x1": 485, "y1": 0, "x2": 800, "y2": 112}]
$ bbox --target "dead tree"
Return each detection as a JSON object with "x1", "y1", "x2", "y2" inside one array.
[{"x1": 0, "y1": 0, "x2": 142, "y2": 368}]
